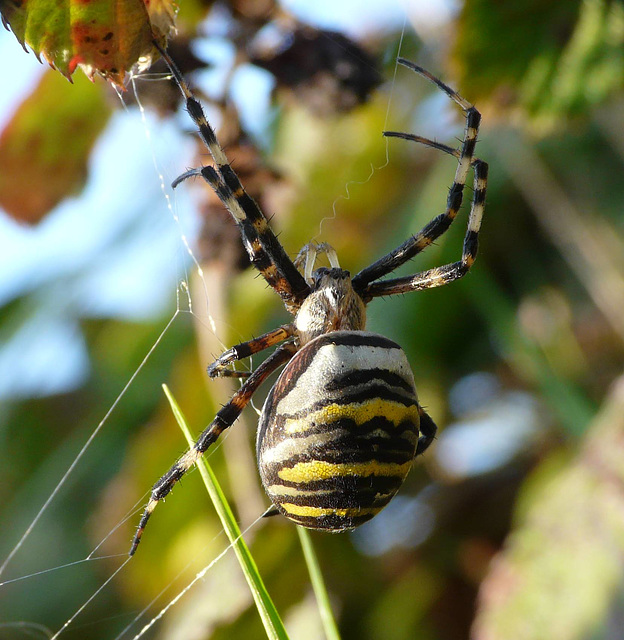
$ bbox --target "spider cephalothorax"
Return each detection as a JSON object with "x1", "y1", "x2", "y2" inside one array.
[
  {"x1": 294, "y1": 265, "x2": 367, "y2": 344},
  {"x1": 129, "y1": 43, "x2": 487, "y2": 555}
]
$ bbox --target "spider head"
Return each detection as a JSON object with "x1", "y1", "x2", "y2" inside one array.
[
  {"x1": 294, "y1": 267, "x2": 366, "y2": 344},
  {"x1": 310, "y1": 266, "x2": 349, "y2": 288}
]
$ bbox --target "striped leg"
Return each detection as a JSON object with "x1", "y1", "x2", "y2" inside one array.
[
  {"x1": 130, "y1": 342, "x2": 296, "y2": 555},
  {"x1": 207, "y1": 324, "x2": 295, "y2": 378},
  {"x1": 416, "y1": 406, "x2": 437, "y2": 455},
  {"x1": 362, "y1": 155, "x2": 487, "y2": 298},
  {"x1": 154, "y1": 42, "x2": 310, "y2": 315},
  {"x1": 352, "y1": 58, "x2": 481, "y2": 293}
]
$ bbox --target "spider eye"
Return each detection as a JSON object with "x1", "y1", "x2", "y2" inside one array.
[
  {"x1": 312, "y1": 267, "x2": 330, "y2": 284},
  {"x1": 312, "y1": 267, "x2": 351, "y2": 287},
  {"x1": 328, "y1": 267, "x2": 350, "y2": 279}
]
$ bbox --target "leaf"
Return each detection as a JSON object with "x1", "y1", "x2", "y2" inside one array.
[
  {"x1": 0, "y1": 0, "x2": 177, "y2": 86},
  {"x1": 296, "y1": 527, "x2": 341, "y2": 640},
  {"x1": 0, "y1": 68, "x2": 111, "y2": 223},
  {"x1": 473, "y1": 376, "x2": 624, "y2": 640},
  {"x1": 163, "y1": 384, "x2": 291, "y2": 640},
  {"x1": 452, "y1": 0, "x2": 582, "y2": 99},
  {"x1": 452, "y1": 0, "x2": 624, "y2": 130}
]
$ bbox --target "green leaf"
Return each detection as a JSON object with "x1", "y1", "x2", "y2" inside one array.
[
  {"x1": 473, "y1": 377, "x2": 624, "y2": 640},
  {"x1": 0, "y1": 0, "x2": 176, "y2": 85},
  {"x1": 453, "y1": 0, "x2": 624, "y2": 130},
  {"x1": 297, "y1": 527, "x2": 341, "y2": 640},
  {"x1": 162, "y1": 384, "x2": 290, "y2": 640}
]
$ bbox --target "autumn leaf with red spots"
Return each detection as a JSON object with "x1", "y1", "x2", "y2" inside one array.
[
  {"x1": 0, "y1": 0, "x2": 176, "y2": 86},
  {"x1": 0, "y1": 69, "x2": 111, "y2": 223}
]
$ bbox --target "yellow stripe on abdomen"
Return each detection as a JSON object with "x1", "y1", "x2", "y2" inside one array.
[
  {"x1": 279, "y1": 503, "x2": 382, "y2": 519},
  {"x1": 283, "y1": 398, "x2": 420, "y2": 434},
  {"x1": 277, "y1": 459, "x2": 413, "y2": 484}
]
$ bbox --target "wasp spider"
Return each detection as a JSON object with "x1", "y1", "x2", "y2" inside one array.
[{"x1": 130, "y1": 42, "x2": 487, "y2": 555}]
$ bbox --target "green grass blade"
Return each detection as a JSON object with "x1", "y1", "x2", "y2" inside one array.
[
  {"x1": 162, "y1": 384, "x2": 289, "y2": 640},
  {"x1": 297, "y1": 526, "x2": 341, "y2": 640}
]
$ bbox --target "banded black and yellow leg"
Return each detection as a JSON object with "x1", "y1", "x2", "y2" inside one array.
[
  {"x1": 154, "y1": 41, "x2": 310, "y2": 314},
  {"x1": 207, "y1": 324, "x2": 295, "y2": 379},
  {"x1": 416, "y1": 406, "x2": 438, "y2": 455},
  {"x1": 362, "y1": 158, "x2": 488, "y2": 298},
  {"x1": 352, "y1": 58, "x2": 481, "y2": 292},
  {"x1": 129, "y1": 342, "x2": 297, "y2": 556},
  {"x1": 185, "y1": 165, "x2": 304, "y2": 301}
]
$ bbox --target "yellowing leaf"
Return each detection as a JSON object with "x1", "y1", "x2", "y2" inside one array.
[
  {"x1": 0, "y1": 0, "x2": 176, "y2": 86},
  {"x1": 473, "y1": 377, "x2": 624, "y2": 640},
  {"x1": 0, "y1": 69, "x2": 111, "y2": 223}
]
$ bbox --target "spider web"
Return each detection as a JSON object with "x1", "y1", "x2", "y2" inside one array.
[
  {"x1": 0, "y1": 64, "x2": 277, "y2": 635},
  {"x1": 0, "y1": 6, "x2": 458, "y2": 637}
]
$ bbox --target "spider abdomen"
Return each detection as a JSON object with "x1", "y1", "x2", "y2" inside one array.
[{"x1": 257, "y1": 331, "x2": 421, "y2": 531}]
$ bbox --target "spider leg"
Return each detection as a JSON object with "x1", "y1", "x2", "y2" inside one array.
[
  {"x1": 359, "y1": 158, "x2": 488, "y2": 299},
  {"x1": 416, "y1": 406, "x2": 438, "y2": 455},
  {"x1": 352, "y1": 58, "x2": 481, "y2": 293},
  {"x1": 171, "y1": 167, "x2": 203, "y2": 189},
  {"x1": 130, "y1": 342, "x2": 296, "y2": 556},
  {"x1": 207, "y1": 324, "x2": 295, "y2": 379},
  {"x1": 154, "y1": 42, "x2": 310, "y2": 315},
  {"x1": 385, "y1": 133, "x2": 459, "y2": 158}
]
